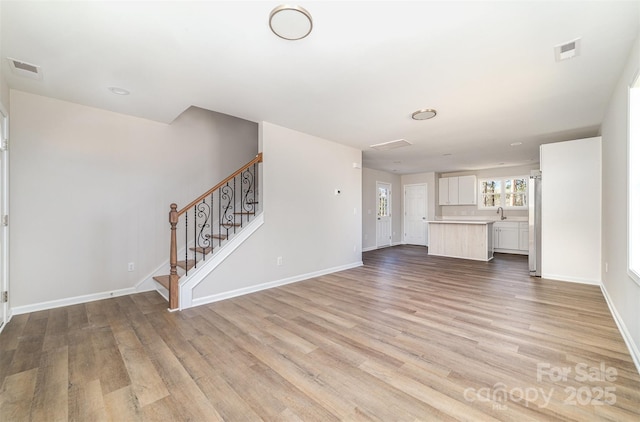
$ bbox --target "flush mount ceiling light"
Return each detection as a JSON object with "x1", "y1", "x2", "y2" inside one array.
[
  {"x1": 269, "y1": 5, "x2": 313, "y2": 40},
  {"x1": 108, "y1": 87, "x2": 130, "y2": 95},
  {"x1": 411, "y1": 109, "x2": 437, "y2": 120},
  {"x1": 510, "y1": 141, "x2": 523, "y2": 146}
]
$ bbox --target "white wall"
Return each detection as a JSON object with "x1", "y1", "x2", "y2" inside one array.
[
  {"x1": 0, "y1": 2, "x2": 8, "y2": 109},
  {"x1": 601, "y1": 35, "x2": 640, "y2": 367},
  {"x1": 362, "y1": 168, "x2": 401, "y2": 251},
  {"x1": 193, "y1": 122, "x2": 362, "y2": 300},
  {"x1": 540, "y1": 136, "x2": 601, "y2": 284},
  {"x1": 10, "y1": 91, "x2": 257, "y2": 309}
]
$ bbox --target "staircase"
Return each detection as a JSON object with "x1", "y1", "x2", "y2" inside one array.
[{"x1": 153, "y1": 153, "x2": 263, "y2": 310}]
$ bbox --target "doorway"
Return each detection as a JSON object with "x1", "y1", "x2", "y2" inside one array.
[
  {"x1": 0, "y1": 105, "x2": 8, "y2": 332},
  {"x1": 376, "y1": 182, "x2": 392, "y2": 248},
  {"x1": 404, "y1": 184, "x2": 427, "y2": 246}
]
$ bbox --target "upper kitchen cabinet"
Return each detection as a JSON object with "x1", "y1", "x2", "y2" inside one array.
[{"x1": 439, "y1": 175, "x2": 477, "y2": 205}]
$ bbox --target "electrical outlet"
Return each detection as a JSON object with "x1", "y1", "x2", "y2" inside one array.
[
  {"x1": 277, "y1": 256, "x2": 283, "y2": 266},
  {"x1": 605, "y1": 262, "x2": 608, "y2": 273},
  {"x1": 128, "y1": 262, "x2": 135, "y2": 272}
]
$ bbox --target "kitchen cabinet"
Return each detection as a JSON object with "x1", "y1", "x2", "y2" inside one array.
[
  {"x1": 439, "y1": 176, "x2": 476, "y2": 205},
  {"x1": 458, "y1": 175, "x2": 477, "y2": 205},
  {"x1": 439, "y1": 177, "x2": 458, "y2": 205},
  {"x1": 494, "y1": 221, "x2": 528, "y2": 254}
]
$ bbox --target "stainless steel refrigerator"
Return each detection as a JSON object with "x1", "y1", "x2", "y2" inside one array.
[{"x1": 529, "y1": 171, "x2": 542, "y2": 276}]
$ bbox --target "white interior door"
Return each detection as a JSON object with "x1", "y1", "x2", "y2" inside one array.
[
  {"x1": 0, "y1": 106, "x2": 8, "y2": 332},
  {"x1": 376, "y1": 182, "x2": 392, "y2": 247},
  {"x1": 404, "y1": 184, "x2": 427, "y2": 245}
]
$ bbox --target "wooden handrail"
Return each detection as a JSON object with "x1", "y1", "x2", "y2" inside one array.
[{"x1": 177, "y1": 153, "x2": 263, "y2": 216}]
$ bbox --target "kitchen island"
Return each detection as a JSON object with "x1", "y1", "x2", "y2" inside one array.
[{"x1": 428, "y1": 221, "x2": 494, "y2": 261}]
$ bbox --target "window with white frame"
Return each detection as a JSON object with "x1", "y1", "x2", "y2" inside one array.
[
  {"x1": 628, "y1": 75, "x2": 640, "y2": 285},
  {"x1": 478, "y1": 176, "x2": 528, "y2": 209}
]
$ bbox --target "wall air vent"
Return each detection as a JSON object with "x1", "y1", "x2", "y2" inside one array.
[
  {"x1": 554, "y1": 38, "x2": 581, "y2": 62},
  {"x1": 8, "y1": 58, "x2": 42, "y2": 80},
  {"x1": 370, "y1": 139, "x2": 412, "y2": 151}
]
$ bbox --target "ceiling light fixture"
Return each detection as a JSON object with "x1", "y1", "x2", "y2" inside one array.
[
  {"x1": 269, "y1": 5, "x2": 313, "y2": 40},
  {"x1": 510, "y1": 142, "x2": 523, "y2": 146},
  {"x1": 412, "y1": 109, "x2": 437, "y2": 120},
  {"x1": 108, "y1": 87, "x2": 130, "y2": 95}
]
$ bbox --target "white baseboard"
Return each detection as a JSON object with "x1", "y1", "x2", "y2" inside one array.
[
  {"x1": 541, "y1": 273, "x2": 601, "y2": 286},
  {"x1": 192, "y1": 261, "x2": 363, "y2": 308},
  {"x1": 363, "y1": 243, "x2": 401, "y2": 252},
  {"x1": 11, "y1": 286, "x2": 142, "y2": 315},
  {"x1": 600, "y1": 284, "x2": 640, "y2": 375}
]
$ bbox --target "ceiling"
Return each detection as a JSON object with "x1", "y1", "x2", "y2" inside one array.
[{"x1": 2, "y1": 1, "x2": 638, "y2": 174}]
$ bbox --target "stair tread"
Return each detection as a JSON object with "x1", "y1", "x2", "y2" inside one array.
[
  {"x1": 206, "y1": 234, "x2": 228, "y2": 240},
  {"x1": 152, "y1": 275, "x2": 171, "y2": 290},
  {"x1": 190, "y1": 246, "x2": 214, "y2": 254},
  {"x1": 177, "y1": 259, "x2": 196, "y2": 271}
]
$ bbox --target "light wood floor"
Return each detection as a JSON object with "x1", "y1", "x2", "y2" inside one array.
[{"x1": 1, "y1": 246, "x2": 639, "y2": 421}]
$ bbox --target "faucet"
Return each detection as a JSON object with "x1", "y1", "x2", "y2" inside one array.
[{"x1": 497, "y1": 207, "x2": 506, "y2": 220}]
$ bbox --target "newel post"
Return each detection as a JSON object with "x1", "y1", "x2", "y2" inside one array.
[{"x1": 169, "y1": 203, "x2": 179, "y2": 310}]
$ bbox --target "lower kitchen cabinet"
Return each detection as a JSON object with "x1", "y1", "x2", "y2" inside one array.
[{"x1": 493, "y1": 221, "x2": 528, "y2": 254}]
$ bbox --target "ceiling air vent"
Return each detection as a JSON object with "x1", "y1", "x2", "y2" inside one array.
[
  {"x1": 554, "y1": 38, "x2": 581, "y2": 62},
  {"x1": 370, "y1": 139, "x2": 412, "y2": 151},
  {"x1": 8, "y1": 58, "x2": 42, "y2": 80}
]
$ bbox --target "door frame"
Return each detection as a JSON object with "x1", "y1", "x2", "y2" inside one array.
[
  {"x1": 0, "y1": 104, "x2": 9, "y2": 333},
  {"x1": 403, "y1": 183, "x2": 428, "y2": 246},
  {"x1": 376, "y1": 181, "x2": 392, "y2": 248}
]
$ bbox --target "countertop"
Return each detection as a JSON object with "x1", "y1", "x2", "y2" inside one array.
[{"x1": 427, "y1": 220, "x2": 495, "y2": 225}]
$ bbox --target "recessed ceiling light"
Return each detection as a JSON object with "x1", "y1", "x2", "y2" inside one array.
[
  {"x1": 108, "y1": 87, "x2": 130, "y2": 95},
  {"x1": 510, "y1": 142, "x2": 523, "y2": 146},
  {"x1": 269, "y1": 5, "x2": 313, "y2": 40},
  {"x1": 411, "y1": 109, "x2": 437, "y2": 120},
  {"x1": 442, "y1": 153, "x2": 452, "y2": 156}
]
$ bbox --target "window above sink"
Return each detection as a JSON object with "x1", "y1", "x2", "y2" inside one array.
[{"x1": 478, "y1": 176, "x2": 528, "y2": 210}]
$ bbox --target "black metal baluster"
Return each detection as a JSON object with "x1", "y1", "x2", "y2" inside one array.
[
  {"x1": 218, "y1": 188, "x2": 222, "y2": 247},
  {"x1": 208, "y1": 192, "x2": 213, "y2": 259},
  {"x1": 193, "y1": 206, "x2": 197, "y2": 269},
  {"x1": 240, "y1": 172, "x2": 245, "y2": 227}
]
